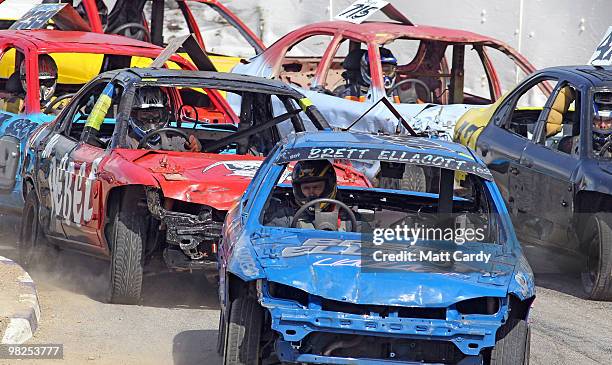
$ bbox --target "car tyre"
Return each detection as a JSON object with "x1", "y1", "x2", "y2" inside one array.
[
  {"x1": 217, "y1": 310, "x2": 226, "y2": 355},
  {"x1": 581, "y1": 213, "x2": 612, "y2": 300},
  {"x1": 19, "y1": 189, "x2": 56, "y2": 270},
  {"x1": 224, "y1": 297, "x2": 263, "y2": 365},
  {"x1": 108, "y1": 207, "x2": 147, "y2": 305},
  {"x1": 489, "y1": 319, "x2": 530, "y2": 365}
]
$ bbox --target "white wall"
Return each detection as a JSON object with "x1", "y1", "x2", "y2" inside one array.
[{"x1": 223, "y1": 0, "x2": 612, "y2": 92}]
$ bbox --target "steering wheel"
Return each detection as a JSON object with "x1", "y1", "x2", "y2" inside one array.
[
  {"x1": 109, "y1": 23, "x2": 151, "y2": 42},
  {"x1": 44, "y1": 93, "x2": 75, "y2": 115},
  {"x1": 389, "y1": 78, "x2": 433, "y2": 103},
  {"x1": 599, "y1": 135, "x2": 612, "y2": 157},
  {"x1": 290, "y1": 198, "x2": 358, "y2": 232},
  {"x1": 137, "y1": 127, "x2": 190, "y2": 151}
]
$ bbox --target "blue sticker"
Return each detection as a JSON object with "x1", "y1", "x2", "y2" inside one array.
[{"x1": 4, "y1": 119, "x2": 38, "y2": 139}]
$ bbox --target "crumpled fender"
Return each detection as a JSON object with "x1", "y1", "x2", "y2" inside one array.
[
  {"x1": 227, "y1": 234, "x2": 266, "y2": 282},
  {"x1": 103, "y1": 150, "x2": 161, "y2": 188},
  {"x1": 507, "y1": 254, "x2": 536, "y2": 301}
]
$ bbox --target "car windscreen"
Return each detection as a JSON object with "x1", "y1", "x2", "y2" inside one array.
[{"x1": 260, "y1": 156, "x2": 502, "y2": 246}]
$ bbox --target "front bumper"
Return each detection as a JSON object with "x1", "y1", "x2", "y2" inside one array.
[
  {"x1": 276, "y1": 340, "x2": 483, "y2": 365},
  {"x1": 145, "y1": 188, "x2": 221, "y2": 269},
  {"x1": 261, "y1": 294, "x2": 507, "y2": 364}
]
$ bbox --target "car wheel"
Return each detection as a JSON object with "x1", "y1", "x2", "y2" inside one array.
[
  {"x1": 108, "y1": 208, "x2": 147, "y2": 305},
  {"x1": 224, "y1": 297, "x2": 263, "y2": 365},
  {"x1": 19, "y1": 189, "x2": 55, "y2": 269},
  {"x1": 581, "y1": 213, "x2": 612, "y2": 300},
  {"x1": 489, "y1": 319, "x2": 530, "y2": 365}
]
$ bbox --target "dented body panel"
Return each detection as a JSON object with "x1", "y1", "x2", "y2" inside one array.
[
  {"x1": 233, "y1": 19, "x2": 536, "y2": 139},
  {"x1": 219, "y1": 131, "x2": 535, "y2": 364},
  {"x1": 454, "y1": 65, "x2": 612, "y2": 261},
  {"x1": 21, "y1": 67, "x2": 334, "y2": 270}
]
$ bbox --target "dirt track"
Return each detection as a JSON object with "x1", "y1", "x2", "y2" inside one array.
[{"x1": 0, "y1": 215, "x2": 611, "y2": 365}]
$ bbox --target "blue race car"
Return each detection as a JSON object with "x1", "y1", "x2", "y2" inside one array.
[{"x1": 217, "y1": 131, "x2": 535, "y2": 365}]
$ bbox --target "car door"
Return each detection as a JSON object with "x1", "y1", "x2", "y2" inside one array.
[
  {"x1": 476, "y1": 76, "x2": 558, "y2": 224},
  {"x1": 61, "y1": 79, "x2": 125, "y2": 247},
  {"x1": 37, "y1": 122, "x2": 79, "y2": 241},
  {"x1": 39, "y1": 78, "x2": 120, "y2": 248},
  {"x1": 517, "y1": 81, "x2": 582, "y2": 248}
]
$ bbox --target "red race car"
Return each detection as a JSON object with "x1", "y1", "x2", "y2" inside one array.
[
  {"x1": 0, "y1": 29, "x2": 195, "y2": 212},
  {"x1": 234, "y1": 4, "x2": 538, "y2": 138},
  {"x1": 0, "y1": 0, "x2": 265, "y2": 71},
  {"x1": 20, "y1": 66, "x2": 369, "y2": 304}
]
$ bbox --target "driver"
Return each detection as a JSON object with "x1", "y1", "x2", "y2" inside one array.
[
  {"x1": 1, "y1": 55, "x2": 58, "y2": 114},
  {"x1": 264, "y1": 159, "x2": 358, "y2": 231},
  {"x1": 24, "y1": 55, "x2": 58, "y2": 110},
  {"x1": 593, "y1": 93, "x2": 612, "y2": 157},
  {"x1": 127, "y1": 87, "x2": 201, "y2": 152},
  {"x1": 334, "y1": 47, "x2": 399, "y2": 103}
]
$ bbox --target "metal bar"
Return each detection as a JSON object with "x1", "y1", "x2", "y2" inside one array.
[
  {"x1": 150, "y1": 0, "x2": 164, "y2": 46},
  {"x1": 449, "y1": 44, "x2": 465, "y2": 104},
  {"x1": 438, "y1": 168, "x2": 454, "y2": 214},
  {"x1": 82, "y1": 0, "x2": 103, "y2": 33}
]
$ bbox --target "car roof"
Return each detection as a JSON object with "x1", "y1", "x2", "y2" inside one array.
[
  {"x1": 284, "y1": 131, "x2": 477, "y2": 156},
  {"x1": 537, "y1": 65, "x2": 612, "y2": 87},
  {"x1": 278, "y1": 131, "x2": 493, "y2": 180},
  {"x1": 283, "y1": 21, "x2": 504, "y2": 45},
  {"x1": 101, "y1": 68, "x2": 307, "y2": 98},
  {"x1": 0, "y1": 29, "x2": 162, "y2": 53}
]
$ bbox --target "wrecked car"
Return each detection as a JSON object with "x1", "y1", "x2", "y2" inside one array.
[
  {"x1": 18, "y1": 66, "x2": 354, "y2": 304},
  {"x1": 454, "y1": 64, "x2": 612, "y2": 301},
  {"x1": 217, "y1": 130, "x2": 535, "y2": 364},
  {"x1": 233, "y1": 4, "x2": 536, "y2": 138},
  {"x1": 2, "y1": 0, "x2": 265, "y2": 72},
  {"x1": 0, "y1": 28, "x2": 195, "y2": 213}
]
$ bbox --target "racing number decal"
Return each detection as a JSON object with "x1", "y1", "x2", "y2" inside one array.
[
  {"x1": 9, "y1": 4, "x2": 66, "y2": 30},
  {"x1": 48, "y1": 152, "x2": 103, "y2": 226},
  {"x1": 335, "y1": 0, "x2": 389, "y2": 24},
  {"x1": 454, "y1": 121, "x2": 481, "y2": 149}
]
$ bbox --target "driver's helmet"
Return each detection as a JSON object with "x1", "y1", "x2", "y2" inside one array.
[
  {"x1": 20, "y1": 54, "x2": 58, "y2": 102},
  {"x1": 292, "y1": 159, "x2": 337, "y2": 209},
  {"x1": 129, "y1": 86, "x2": 170, "y2": 141},
  {"x1": 593, "y1": 93, "x2": 612, "y2": 151},
  {"x1": 360, "y1": 47, "x2": 398, "y2": 90}
]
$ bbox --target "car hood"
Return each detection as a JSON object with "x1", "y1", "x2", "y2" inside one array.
[
  {"x1": 252, "y1": 230, "x2": 515, "y2": 307},
  {"x1": 117, "y1": 150, "x2": 263, "y2": 211}
]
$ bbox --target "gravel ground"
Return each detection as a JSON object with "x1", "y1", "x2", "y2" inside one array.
[
  {"x1": 0, "y1": 216, "x2": 221, "y2": 365},
  {"x1": 0, "y1": 215, "x2": 611, "y2": 365}
]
